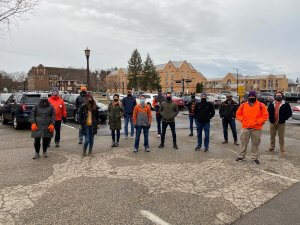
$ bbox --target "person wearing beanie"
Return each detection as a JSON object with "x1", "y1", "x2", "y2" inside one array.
[
  {"x1": 194, "y1": 93, "x2": 215, "y2": 152},
  {"x1": 236, "y1": 90, "x2": 269, "y2": 164},
  {"x1": 152, "y1": 89, "x2": 165, "y2": 138},
  {"x1": 76, "y1": 86, "x2": 87, "y2": 144},
  {"x1": 267, "y1": 92, "x2": 292, "y2": 153},
  {"x1": 108, "y1": 94, "x2": 124, "y2": 147},
  {"x1": 219, "y1": 93, "x2": 239, "y2": 145},
  {"x1": 48, "y1": 90, "x2": 67, "y2": 147},
  {"x1": 30, "y1": 94, "x2": 55, "y2": 159},
  {"x1": 187, "y1": 94, "x2": 198, "y2": 136}
]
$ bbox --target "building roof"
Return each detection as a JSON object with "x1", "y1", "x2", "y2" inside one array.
[{"x1": 155, "y1": 61, "x2": 196, "y2": 71}]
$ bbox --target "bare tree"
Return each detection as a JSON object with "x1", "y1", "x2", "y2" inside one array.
[{"x1": 0, "y1": 0, "x2": 39, "y2": 30}]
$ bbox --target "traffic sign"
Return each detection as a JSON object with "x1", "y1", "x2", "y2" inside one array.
[{"x1": 238, "y1": 86, "x2": 245, "y2": 96}]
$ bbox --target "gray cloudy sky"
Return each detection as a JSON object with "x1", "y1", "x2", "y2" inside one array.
[{"x1": 1, "y1": 0, "x2": 300, "y2": 79}]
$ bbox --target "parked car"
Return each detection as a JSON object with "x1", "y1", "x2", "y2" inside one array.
[
  {"x1": 172, "y1": 96, "x2": 185, "y2": 109},
  {"x1": 2, "y1": 92, "x2": 45, "y2": 129},
  {"x1": 109, "y1": 93, "x2": 126, "y2": 101},
  {"x1": 63, "y1": 94, "x2": 108, "y2": 123},
  {"x1": 292, "y1": 105, "x2": 300, "y2": 120},
  {"x1": 257, "y1": 92, "x2": 274, "y2": 106},
  {"x1": 206, "y1": 93, "x2": 221, "y2": 108},
  {"x1": 0, "y1": 93, "x2": 12, "y2": 120},
  {"x1": 136, "y1": 93, "x2": 157, "y2": 109}
]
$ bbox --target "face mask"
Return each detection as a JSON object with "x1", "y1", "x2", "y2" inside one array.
[
  {"x1": 127, "y1": 93, "x2": 132, "y2": 97},
  {"x1": 275, "y1": 96, "x2": 282, "y2": 101},
  {"x1": 201, "y1": 98, "x2": 207, "y2": 103},
  {"x1": 227, "y1": 98, "x2": 232, "y2": 101},
  {"x1": 140, "y1": 99, "x2": 145, "y2": 104},
  {"x1": 166, "y1": 96, "x2": 171, "y2": 101},
  {"x1": 82, "y1": 91, "x2": 87, "y2": 95},
  {"x1": 249, "y1": 97, "x2": 256, "y2": 103},
  {"x1": 191, "y1": 97, "x2": 195, "y2": 100},
  {"x1": 114, "y1": 99, "x2": 119, "y2": 102}
]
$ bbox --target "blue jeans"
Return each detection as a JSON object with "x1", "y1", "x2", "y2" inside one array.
[
  {"x1": 84, "y1": 126, "x2": 94, "y2": 152},
  {"x1": 189, "y1": 115, "x2": 195, "y2": 134},
  {"x1": 134, "y1": 126, "x2": 149, "y2": 149},
  {"x1": 156, "y1": 115, "x2": 162, "y2": 135},
  {"x1": 196, "y1": 121, "x2": 210, "y2": 149},
  {"x1": 222, "y1": 118, "x2": 238, "y2": 141},
  {"x1": 124, "y1": 114, "x2": 134, "y2": 137}
]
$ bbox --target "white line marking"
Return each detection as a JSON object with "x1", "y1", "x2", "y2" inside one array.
[
  {"x1": 140, "y1": 210, "x2": 171, "y2": 225},
  {"x1": 62, "y1": 124, "x2": 76, "y2": 129},
  {"x1": 257, "y1": 169, "x2": 299, "y2": 183}
]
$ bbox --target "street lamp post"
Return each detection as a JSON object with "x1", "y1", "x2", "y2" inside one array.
[
  {"x1": 233, "y1": 68, "x2": 240, "y2": 104},
  {"x1": 122, "y1": 78, "x2": 125, "y2": 95},
  {"x1": 84, "y1": 47, "x2": 90, "y2": 90}
]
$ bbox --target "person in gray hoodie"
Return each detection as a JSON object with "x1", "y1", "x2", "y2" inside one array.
[{"x1": 159, "y1": 92, "x2": 179, "y2": 149}]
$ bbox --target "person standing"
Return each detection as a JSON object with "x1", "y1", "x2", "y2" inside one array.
[
  {"x1": 30, "y1": 94, "x2": 55, "y2": 159},
  {"x1": 76, "y1": 86, "x2": 87, "y2": 144},
  {"x1": 236, "y1": 91, "x2": 269, "y2": 164},
  {"x1": 122, "y1": 89, "x2": 137, "y2": 139},
  {"x1": 79, "y1": 94, "x2": 99, "y2": 157},
  {"x1": 153, "y1": 90, "x2": 165, "y2": 138},
  {"x1": 194, "y1": 93, "x2": 215, "y2": 152},
  {"x1": 133, "y1": 95, "x2": 152, "y2": 152},
  {"x1": 187, "y1": 94, "x2": 197, "y2": 136},
  {"x1": 219, "y1": 94, "x2": 239, "y2": 145},
  {"x1": 159, "y1": 92, "x2": 179, "y2": 149},
  {"x1": 48, "y1": 90, "x2": 67, "y2": 147},
  {"x1": 108, "y1": 94, "x2": 124, "y2": 147},
  {"x1": 267, "y1": 92, "x2": 292, "y2": 153}
]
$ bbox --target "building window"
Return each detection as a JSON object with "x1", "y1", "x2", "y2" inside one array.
[{"x1": 227, "y1": 79, "x2": 231, "y2": 84}]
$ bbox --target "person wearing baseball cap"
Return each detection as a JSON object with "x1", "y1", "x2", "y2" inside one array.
[{"x1": 236, "y1": 90, "x2": 269, "y2": 164}]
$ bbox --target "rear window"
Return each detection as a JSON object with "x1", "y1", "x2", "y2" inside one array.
[{"x1": 22, "y1": 95, "x2": 41, "y2": 104}]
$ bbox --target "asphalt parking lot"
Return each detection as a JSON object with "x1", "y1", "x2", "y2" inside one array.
[{"x1": 0, "y1": 108, "x2": 299, "y2": 225}]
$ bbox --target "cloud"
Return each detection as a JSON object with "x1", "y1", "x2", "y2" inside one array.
[{"x1": 0, "y1": 0, "x2": 299, "y2": 80}]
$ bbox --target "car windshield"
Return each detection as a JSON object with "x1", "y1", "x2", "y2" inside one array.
[
  {"x1": 0, "y1": 94, "x2": 11, "y2": 102},
  {"x1": 22, "y1": 95, "x2": 42, "y2": 104},
  {"x1": 143, "y1": 95, "x2": 151, "y2": 98}
]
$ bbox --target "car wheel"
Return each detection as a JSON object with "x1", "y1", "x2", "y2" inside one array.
[{"x1": 13, "y1": 116, "x2": 21, "y2": 130}]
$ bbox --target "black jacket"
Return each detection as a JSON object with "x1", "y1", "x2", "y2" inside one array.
[
  {"x1": 219, "y1": 99, "x2": 238, "y2": 120},
  {"x1": 268, "y1": 101, "x2": 292, "y2": 124},
  {"x1": 75, "y1": 92, "x2": 86, "y2": 111},
  {"x1": 79, "y1": 104, "x2": 99, "y2": 135},
  {"x1": 194, "y1": 101, "x2": 215, "y2": 123}
]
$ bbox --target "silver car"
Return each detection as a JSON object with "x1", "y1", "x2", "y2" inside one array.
[{"x1": 292, "y1": 105, "x2": 300, "y2": 120}]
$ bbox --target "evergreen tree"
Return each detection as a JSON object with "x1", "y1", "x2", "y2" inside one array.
[
  {"x1": 141, "y1": 54, "x2": 161, "y2": 92},
  {"x1": 127, "y1": 49, "x2": 143, "y2": 91},
  {"x1": 196, "y1": 82, "x2": 204, "y2": 93}
]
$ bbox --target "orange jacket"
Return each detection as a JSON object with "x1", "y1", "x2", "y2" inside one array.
[
  {"x1": 48, "y1": 96, "x2": 67, "y2": 121},
  {"x1": 132, "y1": 104, "x2": 152, "y2": 126},
  {"x1": 236, "y1": 100, "x2": 269, "y2": 130}
]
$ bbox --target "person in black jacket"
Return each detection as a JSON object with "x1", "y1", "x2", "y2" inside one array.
[
  {"x1": 76, "y1": 86, "x2": 87, "y2": 144},
  {"x1": 79, "y1": 94, "x2": 99, "y2": 157},
  {"x1": 219, "y1": 94, "x2": 239, "y2": 145},
  {"x1": 194, "y1": 93, "x2": 215, "y2": 152},
  {"x1": 267, "y1": 92, "x2": 292, "y2": 153},
  {"x1": 187, "y1": 94, "x2": 198, "y2": 136}
]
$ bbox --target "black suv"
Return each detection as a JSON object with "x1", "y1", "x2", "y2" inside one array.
[
  {"x1": 62, "y1": 93, "x2": 108, "y2": 123},
  {"x1": 257, "y1": 92, "x2": 274, "y2": 106},
  {"x1": 2, "y1": 92, "x2": 48, "y2": 129}
]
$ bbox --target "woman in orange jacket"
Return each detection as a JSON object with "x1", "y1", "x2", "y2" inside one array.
[{"x1": 48, "y1": 90, "x2": 67, "y2": 147}]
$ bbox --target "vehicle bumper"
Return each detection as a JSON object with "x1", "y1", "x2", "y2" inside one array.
[
  {"x1": 16, "y1": 114, "x2": 31, "y2": 124},
  {"x1": 292, "y1": 113, "x2": 300, "y2": 120}
]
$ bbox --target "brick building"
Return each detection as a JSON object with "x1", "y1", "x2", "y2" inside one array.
[{"x1": 27, "y1": 64, "x2": 97, "y2": 92}]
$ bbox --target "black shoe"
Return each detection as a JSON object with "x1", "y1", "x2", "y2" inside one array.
[
  {"x1": 111, "y1": 142, "x2": 116, "y2": 147},
  {"x1": 222, "y1": 140, "x2": 228, "y2": 144},
  {"x1": 115, "y1": 142, "x2": 119, "y2": 147},
  {"x1": 204, "y1": 148, "x2": 209, "y2": 152},
  {"x1": 189, "y1": 133, "x2": 193, "y2": 137},
  {"x1": 234, "y1": 141, "x2": 239, "y2": 146},
  {"x1": 159, "y1": 144, "x2": 164, "y2": 148},
  {"x1": 173, "y1": 144, "x2": 178, "y2": 149},
  {"x1": 43, "y1": 152, "x2": 48, "y2": 158},
  {"x1": 236, "y1": 156, "x2": 244, "y2": 162},
  {"x1": 195, "y1": 146, "x2": 201, "y2": 151},
  {"x1": 144, "y1": 146, "x2": 150, "y2": 152},
  {"x1": 55, "y1": 142, "x2": 60, "y2": 147},
  {"x1": 78, "y1": 141, "x2": 83, "y2": 145},
  {"x1": 133, "y1": 148, "x2": 138, "y2": 153},
  {"x1": 253, "y1": 159, "x2": 260, "y2": 165}
]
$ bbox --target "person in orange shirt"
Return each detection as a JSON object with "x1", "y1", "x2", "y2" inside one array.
[
  {"x1": 132, "y1": 95, "x2": 152, "y2": 152},
  {"x1": 48, "y1": 90, "x2": 67, "y2": 147},
  {"x1": 235, "y1": 91, "x2": 269, "y2": 164}
]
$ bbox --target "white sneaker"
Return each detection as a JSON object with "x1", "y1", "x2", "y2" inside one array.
[
  {"x1": 130, "y1": 136, "x2": 134, "y2": 139},
  {"x1": 124, "y1": 136, "x2": 128, "y2": 139},
  {"x1": 157, "y1": 134, "x2": 161, "y2": 138}
]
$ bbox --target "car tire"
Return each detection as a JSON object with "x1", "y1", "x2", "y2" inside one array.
[{"x1": 13, "y1": 116, "x2": 22, "y2": 130}]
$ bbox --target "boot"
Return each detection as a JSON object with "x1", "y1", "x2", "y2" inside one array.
[
  {"x1": 189, "y1": 133, "x2": 193, "y2": 137},
  {"x1": 43, "y1": 152, "x2": 48, "y2": 158},
  {"x1": 55, "y1": 142, "x2": 60, "y2": 147},
  {"x1": 173, "y1": 144, "x2": 178, "y2": 149},
  {"x1": 159, "y1": 143, "x2": 164, "y2": 148},
  {"x1": 33, "y1": 153, "x2": 40, "y2": 160}
]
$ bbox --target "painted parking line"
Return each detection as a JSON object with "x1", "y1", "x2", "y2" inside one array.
[
  {"x1": 62, "y1": 124, "x2": 77, "y2": 129},
  {"x1": 140, "y1": 210, "x2": 171, "y2": 225}
]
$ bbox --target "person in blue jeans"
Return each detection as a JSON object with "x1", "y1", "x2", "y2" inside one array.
[
  {"x1": 194, "y1": 93, "x2": 215, "y2": 152},
  {"x1": 122, "y1": 89, "x2": 137, "y2": 139},
  {"x1": 79, "y1": 94, "x2": 99, "y2": 157},
  {"x1": 132, "y1": 95, "x2": 152, "y2": 152},
  {"x1": 187, "y1": 94, "x2": 197, "y2": 136}
]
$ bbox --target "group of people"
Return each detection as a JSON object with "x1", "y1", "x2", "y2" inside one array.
[{"x1": 29, "y1": 87, "x2": 293, "y2": 165}]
